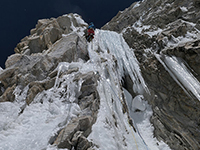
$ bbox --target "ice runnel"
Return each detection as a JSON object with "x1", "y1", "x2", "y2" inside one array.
[
  {"x1": 156, "y1": 54, "x2": 200, "y2": 101},
  {"x1": 87, "y1": 29, "x2": 150, "y2": 150},
  {"x1": 95, "y1": 30, "x2": 149, "y2": 94}
]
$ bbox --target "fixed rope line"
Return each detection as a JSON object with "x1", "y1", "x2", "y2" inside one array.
[
  {"x1": 134, "y1": 124, "x2": 149, "y2": 150},
  {"x1": 101, "y1": 76, "x2": 131, "y2": 148}
]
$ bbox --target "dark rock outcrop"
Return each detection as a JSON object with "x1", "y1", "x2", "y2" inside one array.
[{"x1": 54, "y1": 116, "x2": 93, "y2": 149}]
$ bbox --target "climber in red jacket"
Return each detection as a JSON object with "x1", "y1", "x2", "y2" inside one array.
[{"x1": 86, "y1": 22, "x2": 95, "y2": 42}]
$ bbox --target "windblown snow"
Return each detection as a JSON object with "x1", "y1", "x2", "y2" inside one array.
[{"x1": 0, "y1": 28, "x2": 173, "y2": 150}]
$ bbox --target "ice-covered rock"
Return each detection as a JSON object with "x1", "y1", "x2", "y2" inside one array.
[
  {"x1": 0, "y1": 16, "x2": 161, "y2": 149},
  {"x1": 131, "y1": 95, "x2": 146, "y2": 112},
  {"x1": 0, "y1": 33, "x2": 89, "y2": 102}
]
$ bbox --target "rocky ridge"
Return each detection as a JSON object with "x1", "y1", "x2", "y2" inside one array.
[
  {"x1": 103, "y1": 0, "x2": 200, "y2": 150},
  {"x1": 0, "y1": 14, "x2": 99, "y2": 149},
  {"x1": 1, "y1": 13, "x2": 88, "y2": 103}
]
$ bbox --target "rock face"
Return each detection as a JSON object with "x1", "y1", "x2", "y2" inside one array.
[
  {"x1": 14, "y1": 13, "x2": 87, "y2": 55},
  {"x1": 1, "y1": 13, "x2": 89, "y2": 102},
  {"x1": 1, "y1": 33, "x2": 89, "y2": 103},
  {"x1": 0, "y1": 14, "x2": 98, "y2": 149},
  {"x1": 103, "y1": 0, "x2": 200, "y2": 149}
]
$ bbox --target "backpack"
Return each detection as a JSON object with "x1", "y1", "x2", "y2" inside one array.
[{"x1": 88, "y1": 22, "x2": 96, "y2": 30}]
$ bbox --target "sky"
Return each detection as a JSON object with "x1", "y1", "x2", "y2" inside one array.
[{"x1": 0, "y1": 0, "x2": 139, "y2": 69}]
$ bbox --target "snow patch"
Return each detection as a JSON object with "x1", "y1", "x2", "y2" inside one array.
[
  {"x1": 180, "y1": 6, "x2": 188, "y2": 12},
  {"x1": 145, "y1": 28, "x2": 163, "y2": 37},
  {"x1": 131, "y1": 95, "x2": 146, "y2": 111},
  {"x1": 132, "y1": 18, "x2": 163, "y2": 37},
  {"x1": 133, "y1": 2, "x2": 141, "y2": 9},
  {"x1": 63, "y1": 13, "x2": 88, "y2": 37},
  {"x1": 73, "y1": 13, "x2": 87, "y2": 25},
  {"x1": 166, "y1": 31, "x2": 199, "y2": 48}
]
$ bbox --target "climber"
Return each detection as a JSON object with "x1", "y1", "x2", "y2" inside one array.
[{"x1": 85, "y1": 22, "x2": 95, "y2": 42}]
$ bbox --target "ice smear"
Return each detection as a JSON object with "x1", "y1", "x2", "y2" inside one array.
[{"x1": 156, "y1": 54, "x2": 200, "y2": 101}]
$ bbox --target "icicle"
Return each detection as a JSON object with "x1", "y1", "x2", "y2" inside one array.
[
  {"x1": 156, "y1": 54, "x2": 200, "y2": 101},
  {"x1": 96, "y1": 29, "x2": 149, "y2": 94},
  {"x1": 53, "y1": 64, "x2": 63, "y2": 91},
  {"x1": 87, "y1": 29, "x2": 150, "y2": 150}
]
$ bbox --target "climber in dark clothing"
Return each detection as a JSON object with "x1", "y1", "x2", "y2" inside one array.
[{"x1": 86, "y1": 22, "x2": 95, "y2": 42}]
